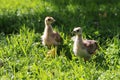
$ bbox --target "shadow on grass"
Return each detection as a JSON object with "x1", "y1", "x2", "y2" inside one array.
[{"x1": 0, "y1": 0, "x2": 120, "y2": 40}]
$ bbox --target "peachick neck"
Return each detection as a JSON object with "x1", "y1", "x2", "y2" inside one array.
[
  {"x1": 76, "y1": 35, "x2": 83, "y2": 41},
  {"x1": 44, "y1": 23, "x2": 53, "y2": 35}
]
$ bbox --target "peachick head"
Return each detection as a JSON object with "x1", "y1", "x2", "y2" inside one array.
[
  {"x1": 72, "y1": 27, "x2": 82, "y2": 36},
  {"x1": 45, "y1": 16, "x2": 55, "y2": 25}
]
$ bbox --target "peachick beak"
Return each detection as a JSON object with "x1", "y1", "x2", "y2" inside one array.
[
  {"x1": 71, "y1": 31, "x2": 74, "y2": 35},
  {"x1": 53, "y1": 19, "x2": 56, "y2": 22}
]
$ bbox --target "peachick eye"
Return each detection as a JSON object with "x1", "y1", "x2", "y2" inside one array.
[
  {"x1": 76, "y1": 30, "x2": 79, "y2": 32},
  {"x1": 48, "y1": 19, "x2": 51, "y2": 21}
]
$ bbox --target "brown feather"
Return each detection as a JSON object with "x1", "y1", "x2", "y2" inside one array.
[
  {"x1": 53, "y1": 32, "x2": 63, "y2": 45},
  {"x1": 83, "y1": 40, "x2": 98, "y2": 55}
]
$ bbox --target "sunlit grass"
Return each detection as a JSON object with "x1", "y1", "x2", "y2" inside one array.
[
  {"x1": 0, "y1": 26, "x2": 119, "y2": 80},
  {"x1": 0, "y1": 0, "x2": 120, "y2": 79}
]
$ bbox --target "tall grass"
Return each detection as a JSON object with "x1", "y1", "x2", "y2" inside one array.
[
  {"x1": 0, "y1": 26, "x2": 119, "y2": 80},
  {"x1": 0, "y1": 0, "x2": 120, "y2": 80}
]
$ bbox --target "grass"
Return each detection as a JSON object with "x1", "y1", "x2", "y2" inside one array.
[
  {"x1": 0, "y1": 0, "x2": 120, "y2": 80},
  {"x1": 0, "y1": 26, "x2": 119, "y2": 80}
]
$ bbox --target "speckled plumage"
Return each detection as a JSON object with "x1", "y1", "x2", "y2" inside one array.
[
  {"x1": 41, "y1": 16, "x2": 63, "y2": 47},
  {"x1": 72, "y1": 27, "x2": 98, "y2": 60}
]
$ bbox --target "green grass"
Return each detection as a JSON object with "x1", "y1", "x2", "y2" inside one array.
[
  {"x1": 0, "y1": 0, "x2": 120, "y2": 80},
  {"x1": 0, "y1": 26, "x2": 119, "y2": 80}
]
